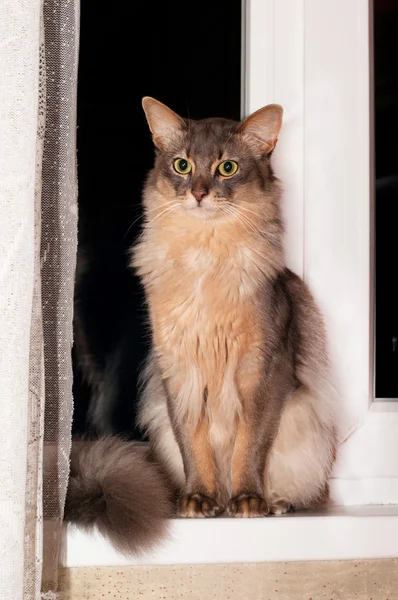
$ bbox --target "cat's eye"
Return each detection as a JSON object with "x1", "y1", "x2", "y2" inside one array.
[
  {"x1": 218, "y1": 160, "x2": 238, "y2": 177},
  {"x1": 174, "y1": 158, "x2": 192, "y2": 175}
]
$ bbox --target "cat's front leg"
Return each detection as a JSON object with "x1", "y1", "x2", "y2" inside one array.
[
  {"x1": 167, "y1": 394, "x2": 223, "y2": 518},
  {"x1": 177, "y1": 416, "x2": 223, "y2": 518},
  {"x1": 228, "y1": 357, "x2": 292, "y2": 517},
  {"x1": 228, "y1": 417, "x2": 271, "y2": 517}
]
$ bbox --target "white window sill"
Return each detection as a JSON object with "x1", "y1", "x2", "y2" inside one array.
[{"x1": 62, "y1": 505, "x2": 398, "y2": 567}]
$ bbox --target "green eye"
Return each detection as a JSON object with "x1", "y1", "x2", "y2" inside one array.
[
  {"x1": 218, "y1": 160, "x2": 238, "y2": 177},
  {"x1": 174, "y1": 158, "x2": 192, "y2": 174}
]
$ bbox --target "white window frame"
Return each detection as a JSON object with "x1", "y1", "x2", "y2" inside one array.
[
  {"x1": 245, "y1": 0, "x2": 398, "y2": 506},
  {"x1": 64, "y1": 0, "x2": 398, "y2": 568}
]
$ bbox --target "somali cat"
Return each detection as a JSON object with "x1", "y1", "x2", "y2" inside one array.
[
  {"x1": 133, "y1": 97, "x2": 337, "y2": 517},
  {"x1": 65, "y1": 99, "x2": 337, "y2": 555}
]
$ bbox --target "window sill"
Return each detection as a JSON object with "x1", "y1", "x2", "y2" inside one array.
[{"x1": 62, "y1": 505, "x2": 398, "y2": 567}]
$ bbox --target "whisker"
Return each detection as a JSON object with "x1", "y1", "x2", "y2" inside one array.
[
  {"x1": 223, "y1": 204, "x2": 268, "y2": 237},
  {"x1": 144, "y1": 202, "x2": 179, "y2": 214},
  {"x1": 134, "y1": 204, "x2": 179, "y2": 243},
  {"x1": 221, "y1": 204, "x2": 253, "y2": 235},
  {"x1": 121, "y1": 202, "x2": 180, "y2": 244},
  {"x1": 120, "y1": 213, "x2": 144, "y2": 245},
  {"x1": 236, "y1": 208, "x2": 269, "y2": 234},
  {"x1": 236, "y1": 209, "x2": 268, "y2": 234},
  {"x1": 144, "y1": 203, "x2": 180, "y2": 229},
  {"x1": 238, "y1": 201, "x2": 272, "y2": 223},
  {"x1": 236, "y1": 204, "x2": 261, "y2": 218}
]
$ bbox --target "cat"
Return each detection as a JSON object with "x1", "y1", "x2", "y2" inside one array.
[
  {"x1": 65, "y1": 98, "x2": 337, "y2": 555},
  {"x1": 132, "y1": 97, "x2": 337, "y2": 517}
]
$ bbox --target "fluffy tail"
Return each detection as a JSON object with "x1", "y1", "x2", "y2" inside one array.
[{"x1": 64, "y1": 436, "x2": 173, "y2": 555}]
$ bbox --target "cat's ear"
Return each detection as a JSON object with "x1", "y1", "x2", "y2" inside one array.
[
  {"x1": 142, "y1": 97, "x2": 185, "y2": 150},
  {"x1": 237, "y1": 104, "x2": 283, "y2": 154}
]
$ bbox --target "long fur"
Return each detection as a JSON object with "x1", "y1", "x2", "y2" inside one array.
[{"x1": 64, "y1": 437, "x2": 174, "y2": 555}]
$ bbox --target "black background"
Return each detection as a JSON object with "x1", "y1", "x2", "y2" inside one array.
[
  {"x1": 374, "y1": 0, "x2": 398, "y2": 398},
  {"x1": 73, "y1": 1, "x2": 242, "y2": 435}
]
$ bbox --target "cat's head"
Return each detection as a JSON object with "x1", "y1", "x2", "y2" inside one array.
[{"x1": 142, "y1": 97, "x2": 283, "y2": 223}]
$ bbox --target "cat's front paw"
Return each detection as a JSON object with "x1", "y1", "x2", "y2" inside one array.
[
  {"x1": 178, "y1": 493, "x2": 223, "y2": 518},
  {"x1": 269, "y1": 500, "x2": 293, "y2": 515},
  {"x1": 227, "y1": 493, "x2": 269, "y2": 517}
]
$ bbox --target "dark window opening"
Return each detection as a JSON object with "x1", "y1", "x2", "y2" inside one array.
[
  {"x1": 72, "y1": 1, "x2": 242, "y2": 436},
  {"x1": 374, "y1": 0, "x2": 398, "y2": 398}
]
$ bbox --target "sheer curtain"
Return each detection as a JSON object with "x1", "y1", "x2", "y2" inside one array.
[{"x1": 0, "y1": 0, "x2": 79, "y2": 598}]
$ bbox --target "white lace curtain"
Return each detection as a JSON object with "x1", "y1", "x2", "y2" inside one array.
[{"x1": 0, "y1": 1, "x2": 79, "y2": 598}]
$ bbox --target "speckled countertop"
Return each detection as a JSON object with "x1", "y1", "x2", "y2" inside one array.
[{"x1": 59, "y1": 559, "x2": 398, "y2": 600}]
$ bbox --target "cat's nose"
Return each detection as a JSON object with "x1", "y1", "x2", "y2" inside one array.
[{"x1": 192, "y1": 188, "x2": 207, "y2": 204}]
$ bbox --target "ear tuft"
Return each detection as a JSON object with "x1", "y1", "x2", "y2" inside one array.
[
  {"x1": 142, "y1": 97, "x2": 185, "y2": 149},
  {"x1": 237, "y1": 104, "x2": 283, "y2": 154}
]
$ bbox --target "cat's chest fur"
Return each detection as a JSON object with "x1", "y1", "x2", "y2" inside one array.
[
  {"x1": 135, "y1": 228, "x2": 267, "y2": 403},
  {"x1": 144, "y1": 236, "x2": 262, "y2": 346}
]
